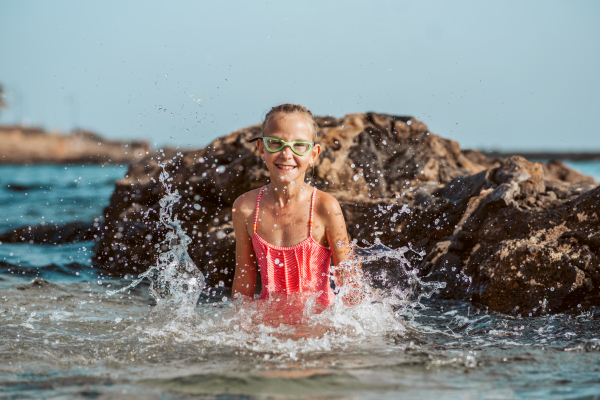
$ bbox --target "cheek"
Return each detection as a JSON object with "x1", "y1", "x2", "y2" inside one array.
[{"x1": 263, "y1": 153, "x2": 279, "y2": 166}]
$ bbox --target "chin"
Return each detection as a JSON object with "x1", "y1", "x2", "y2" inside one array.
[
  {"x1": 274, "y1": 173, "x2": 297, "y2": 183},
  {"x1": 270, "y1": 168, "x2": 303, "y2": 183}
]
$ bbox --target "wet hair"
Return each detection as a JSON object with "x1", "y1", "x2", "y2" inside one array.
[{"x1": 262, "y1": 104, "x2": 319, "y2": 141}]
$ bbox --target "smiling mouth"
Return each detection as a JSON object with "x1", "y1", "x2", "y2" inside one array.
[{"x1": 275, "y1": 164, "x2": 296, "y2": 171}]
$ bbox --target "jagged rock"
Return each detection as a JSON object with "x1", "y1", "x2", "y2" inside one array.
[
  {"x1": 416, "y1": 157, "x2": 599, "y2": 314},
  {"x1": 93, "y1": 113, "x2": 489, "y2": 282},
  {"x1": 465, "y1": 186, "x2": 600, "y2": 314},
  {"x1": 92, "y1": 113, "x2": 599, "y2": 314}
]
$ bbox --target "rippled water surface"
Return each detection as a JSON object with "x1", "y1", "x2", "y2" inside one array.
[{"x1": 1, "y1": 162, "x2": 600, "y2": 399}]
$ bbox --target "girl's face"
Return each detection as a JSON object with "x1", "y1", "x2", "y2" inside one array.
[{"x1": 258, "y1": 113, "x2": 320, "y2": 185}]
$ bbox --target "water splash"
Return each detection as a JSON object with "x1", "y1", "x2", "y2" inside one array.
[
  {"x1": 332, "y1": 239, "x2": 446, "y2": 316},
  {"x1": 107, "y1": 162, "x2": 205, "y2": 314},
  {"x1": 105, "y1": 162, "x2": 448, "y2": 353}
]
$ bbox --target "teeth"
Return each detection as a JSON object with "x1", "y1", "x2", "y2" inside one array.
[{"x1": 277, "y1": 165, "x2": 295, "y2": 170}]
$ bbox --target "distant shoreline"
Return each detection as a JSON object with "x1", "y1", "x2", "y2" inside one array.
[
  {"x1": 0, "y1": 125, "x2": 150, "y2": 165},
  {"x1": 480, "y1": 151, "x2": 600, "y2": 161}
]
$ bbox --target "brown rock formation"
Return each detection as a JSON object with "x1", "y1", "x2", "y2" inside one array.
[
  {"x1": 92, "y1": 113, "x2": 599, "y2": 314},
  {"x1": 543, "y1": 159, "x2": 596, "y2": 185},
  {"x1": 0, "y1": 125, "x2": 150, "y2": 164},
  {"x1": 0, "y1": 221, "x2": 99, "y2": 245},
  {"x1": 411, "y1": 157, "x2": 599, "y2": 314},
  {"x1": 93, "y1": 113, "x2": 486, "y2": 282}
]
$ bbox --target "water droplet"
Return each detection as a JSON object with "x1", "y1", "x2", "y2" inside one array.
[
  {"x1": 465, "y1": 355, "x2": 476, "y2": 368},
  {"x1": 274, "y1": 258, "x2": 280, "y2": 264},
  {"x1": 193, "y1": 204, "x2": 201, "y2": 210},
  {"x1": 216, "y1": 165, "x2": 226, "y2": 174},
  {"x1": 353, "y1": 174, "x2": 359, "y2": 181},
  {"x1": 216, "y1": 231, "x2": 226, "y2": 239}
]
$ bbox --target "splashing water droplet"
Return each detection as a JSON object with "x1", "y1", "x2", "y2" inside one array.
[{"x1": 106, "y1": 162, "x2": 205, "y2": 314}]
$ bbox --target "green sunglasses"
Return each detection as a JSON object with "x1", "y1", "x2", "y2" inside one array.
[{"x1": 248, "y1": 136, "x2": 315, "y2": 156}]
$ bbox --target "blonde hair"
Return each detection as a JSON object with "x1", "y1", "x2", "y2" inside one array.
[{"x1": 262, "y1": 104, "x2": 319, "y2": 141}]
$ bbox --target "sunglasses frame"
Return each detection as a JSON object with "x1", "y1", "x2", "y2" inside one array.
[{"x1": 256, "y1": 136, "x2": 315, "y2": 156}]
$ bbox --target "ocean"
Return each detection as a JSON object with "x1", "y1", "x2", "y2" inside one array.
[{"x1": 1, "y1": 161, "x2": 599, "y2": 399}]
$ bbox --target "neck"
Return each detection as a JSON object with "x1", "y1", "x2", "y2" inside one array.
[{"x1": 268, "y1": 173, "x2": 311, "y2": 207}]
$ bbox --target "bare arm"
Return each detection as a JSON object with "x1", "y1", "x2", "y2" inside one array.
[
  {"x1": 231, "y1": 195, "x2": 257, "y2": 300},
  {"x1": 323, "y1": 196, "x2": 351, "y2": 267},
  {"x1": 321, "y1": 194, "x2": 364, "y2": 304}
]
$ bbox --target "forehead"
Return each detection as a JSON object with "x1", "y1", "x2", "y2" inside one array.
[{"x1": 265, "y1": 113, "x2": 314, "y2": 141}]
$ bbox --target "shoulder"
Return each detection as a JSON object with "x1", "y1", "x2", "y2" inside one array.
[
  {"x1": 314, "y1": 188, "x2": 344, "y2": 221},
  {"x1": 233, "y1": 187, "x2": 263, "y2": 220}
]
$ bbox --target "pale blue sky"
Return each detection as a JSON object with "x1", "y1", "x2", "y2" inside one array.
[{"x1": 0, "y1": 0, "x2": 599, "y2": 151}]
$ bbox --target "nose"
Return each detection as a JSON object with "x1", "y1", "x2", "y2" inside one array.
[{"x1": 280, "y1": 145, "x2": 293, "y2": 157}]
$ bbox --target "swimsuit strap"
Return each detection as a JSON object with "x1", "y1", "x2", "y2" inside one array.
[
  {"x1": 309, "y1": 186, "x2": 317, "y2": 236},
  {"x1": 253, "y1": 186, "x2": 266, "y2": 232}
]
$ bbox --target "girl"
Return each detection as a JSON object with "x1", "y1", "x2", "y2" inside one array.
[{"x1": 231, "y1": 104, "x2": 356, "y2": 309}]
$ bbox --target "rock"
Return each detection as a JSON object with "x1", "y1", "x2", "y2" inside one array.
[
  {"x1": 0, "y1": 221, "x2": 99, "y2": 244},
  {"x1": 0, "y1": 125, "x2": 151, "y2": 164},
  {"x1": 543, "y1": 159, "x2": 597, "y2": 185},
  {"x1": 92, "y1": 112, "x2": 599, "y2": 315},
  {"x1": 494, "y1": 155, "x2": 545, "y2": 197},
  {"x1": 417, "y1": 155, "x2": 599, "y2": 314},
  {"x1": 93, "y1": 113, "x2": 489, "y2": 281},
  {"x1": 464, "y1": 187, "x2": 600, "y2": 314}
]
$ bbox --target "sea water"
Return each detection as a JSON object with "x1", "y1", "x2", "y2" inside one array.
[{"x1": 1, "y1": 161, "x2": 600, "y2": 399}]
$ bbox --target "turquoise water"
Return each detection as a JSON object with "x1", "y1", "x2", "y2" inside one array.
[
  {"x1": 0, "y1": 161, "x2": 599, "y2": 399},
  {"x1": 0, "y1": 164, "x2": 126, "y2": 232}
]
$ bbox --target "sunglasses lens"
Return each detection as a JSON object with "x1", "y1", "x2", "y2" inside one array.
[
  {"x1": 264, "y1": 139, "x2": 283, "y2": 151},
  {"x1": 292, "y1": 142, "x2": 310, "y2": 154}
]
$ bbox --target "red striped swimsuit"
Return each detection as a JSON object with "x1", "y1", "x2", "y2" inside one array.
[{"x1": 252, "y1": 186, "x2": 334, "y2": 307}]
